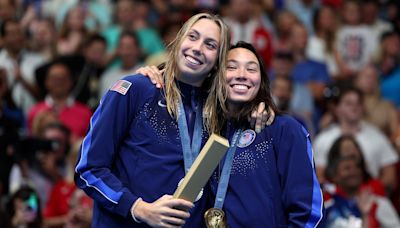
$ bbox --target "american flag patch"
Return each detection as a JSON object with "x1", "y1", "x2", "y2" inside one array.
[{"x1": 110, "y1": 80, "x2": 132, "y2": 95}]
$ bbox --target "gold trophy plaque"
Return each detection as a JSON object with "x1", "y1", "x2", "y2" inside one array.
[{"x1": 173, "y1": 134, "x2": 229, "y2": 202}]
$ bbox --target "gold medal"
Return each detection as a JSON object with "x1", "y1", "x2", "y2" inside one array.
[{"x1": 204, "y1": 208, "x2": 226, "y2": 228}]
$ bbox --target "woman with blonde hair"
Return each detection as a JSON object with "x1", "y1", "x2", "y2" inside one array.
[{"x1": 75, "y1": 13, "x2": 231, "y2": 227}]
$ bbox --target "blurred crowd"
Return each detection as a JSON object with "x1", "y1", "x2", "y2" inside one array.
[{"x1": 0, "y1": 0, "x2": 399, "y2": 227}]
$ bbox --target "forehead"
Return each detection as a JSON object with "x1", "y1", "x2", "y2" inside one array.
[
  {"x1": 340, "y1": 139, "x2": 359, "y2": 152},
  {"x1": 189, "y1": 18, "x2": 220, "y2": 43},
  {"x1": 228, "y1": 48, "x2": 258, "y2": 63},
  {"x1": 48, "y1": 64, "x2": 70, "y2": 76},
  {"x1": 341, "y1": 91, "x2": 360, "y2": 101}
]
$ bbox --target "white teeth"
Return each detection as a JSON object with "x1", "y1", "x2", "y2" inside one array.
[
  {"x1": 186, "y1": 56, "x2": 201, "y2": 65},
  {"x1": 233, "y1": 85, "x2": 248, "y2": 90}
]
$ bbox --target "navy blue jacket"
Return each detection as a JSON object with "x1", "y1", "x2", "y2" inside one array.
[
  {"x1": 75, "y1": 75, "x2": 208, "y2": 227},
  {"x1": 210, "y1": 115, "x2": 324, "y2": 227}
]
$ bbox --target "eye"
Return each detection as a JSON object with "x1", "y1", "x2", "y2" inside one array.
[
  {"x1": 205, "y1": 41, "x2": 218, "y2": 50},
  {"x1": 247, "y1": 68, "x2": 258, "y2": 73},
  {"x1": 187, "y1": 33, "x2": 197, "y2": 41},
  {"x1": 227, "y1": 65, "x2": 237, "y2": 70}
]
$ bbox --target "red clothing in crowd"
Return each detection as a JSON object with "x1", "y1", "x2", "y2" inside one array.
[
  {"x1": 44, "y1": 180, "x2": 92, "y2": 218},
  {"x1": 28, "y1": 96, "x2": 92, "y2": 138}
]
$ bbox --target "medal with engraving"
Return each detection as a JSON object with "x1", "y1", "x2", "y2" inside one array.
[{"x1": 204, "y1": 129, "x2": 243, "y2": 227}]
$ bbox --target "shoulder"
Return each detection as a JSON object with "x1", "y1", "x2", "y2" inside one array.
[
  {"x1": 266, "y1": 114, "x2": 308, "y2": 137},
  {"x1": 108, "y1": 74, "x2": 158, "y2": 96},
  {"x1": 360, "y1": 122, "x2": 386, "y2": 137},
  {"x1": 271, "y1": 114, "x2": 304, "y2": 129}
]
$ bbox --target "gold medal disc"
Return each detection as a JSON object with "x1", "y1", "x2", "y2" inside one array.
[{"x1": 204, "y1": 208, "x2": 226, "y2": 228}]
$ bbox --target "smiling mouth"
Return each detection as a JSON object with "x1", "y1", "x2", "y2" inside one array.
[
  {"x1": 185, "y1": 55, "x2": 203, "y2": 65},
  {"x1": 231, "y1": 84, "x2": 250, "y2": 91}
]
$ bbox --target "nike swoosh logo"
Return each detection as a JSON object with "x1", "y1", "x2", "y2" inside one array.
[{"x1": 158, "y1": 100, "x2": 167, "y2": 107}]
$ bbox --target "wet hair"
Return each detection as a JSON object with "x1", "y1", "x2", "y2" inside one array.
[
  {"x1": 325, "y1": 135, "x2": 372, "y2": 183},
  {"x1": 205, "y1": 41, "x2": 278, "y2": 133},
  {"x1": 163, "y1": 13, "x2": 230, "y2": 120}
]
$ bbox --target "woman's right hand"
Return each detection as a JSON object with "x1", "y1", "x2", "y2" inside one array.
[
  {"x1": 136, "y1": 66, "x2": 165, "y2": 88},
  {"x1": 133, "y1": 195, "x2": 193, "y2": 228}
]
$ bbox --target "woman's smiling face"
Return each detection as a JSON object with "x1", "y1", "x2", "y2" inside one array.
[
  {"x1": 177, "y1": 18, "x2": 220, "y2": 87},
  {"x1": 225, "y1": 47, "x2": 261, "y2": 110}
]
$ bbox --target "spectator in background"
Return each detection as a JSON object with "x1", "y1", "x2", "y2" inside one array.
[
  {"x1": 306, "y1": 5, "x2": 339, "y2": 78},
  {"x1": 102, "y1": 0, "x2": 164, "y2": 62},
  {"x1": 0, "y1": 0, "x2": 16, "y2": 31},
  {"x1": 289, "y1": 22, "x2": 330, "y2": 132},
  {"x1": 0, "y1": 19, "x2": 47, "y2": 115},
  {"x1": 6, "y1": 186, "x2": 42, "y2": 228},
  {"x1": 269, "y1": 52, "x2": 314, "y2": 133},
  {"x1": 28, "y1": 60, "x2": 92, "y2": 141},
  {"x1": 355, "y1": 64, "x2": 399, "y2": 144},
  {"x1": 377, "y1": 31, "x2": 400, "y2": 108},
  {"x1": 271, "y1": 76, "x2": 313, "y2": 132},
  {"x1": 57, "y1": 5, "x2": 89, "y2": 56},
  {"x1": 320, "y1": 135, "x2": 400, "y2": 227},
  {"x1": 28, "y1": 18, "x2": 58, "y2": 63},
  {"x1": 9, "y1": 122, "x2": 71, "y2": 211},
  {"x1": 99, "y1": 31, "x2": 142, "y2": 97},
  {"x1": 54, "y1": 1, "x2": 111, "y2": 32},
  {"x1": 335, "y1": 0, "x2": 377, "y2": 79},
  {"x1": 224, "y1": 0, "x2": 274, "y2": 68},
  {"x1": 0, "y1": 0, "x2": 17, "y2": 33},
  {"x1": 285, "y1": 0, "x2": 319, "y2": 35},
  {"x1": 44, "y1": 139, "x2": 93, "y2": 228},
  {"x1": 273, "y1": 10, "x2": 299, "y2": 52},
  {"x1": 70, "y1": 34, "x2": 107, "y2": 108},
  {"x1": 362, "y1": 0, "x2": 393, "y2": 46},
  {"x1": 289, "y1": 23, "x2": 330, "y2": 102},
  {"x1": 385, "y1": 0, "x2": 400, "y2": 33},
  {"x1": 37, "y1": 34, "x2": 107, "y2": 109},
  {"x1": 313, "y1": 86, "x2": 398, "y2": 194},
  {"x1": 0, "y1": 68, "x2": 24, "y2": 200}
]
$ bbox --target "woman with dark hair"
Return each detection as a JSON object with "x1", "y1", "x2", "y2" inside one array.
[
  {"x1": 321, "y1": 135, "x2": 400, "y2": 227},
  {"x1": 325, "y1": 135, "x2": 374, "y2": 185},
  {"x1": 204, "y1": 41, "x2": 323, "y2": 227},
  {"x1": 306, "y1": 5, "x2": 339, "y2": 77},
  {"x1": 139, "y1": 41, "x2": 323, "y2": 227}
]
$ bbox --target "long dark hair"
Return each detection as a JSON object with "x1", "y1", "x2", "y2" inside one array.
[
  {"x1": 325, "y1": 135, "x2": 372, "y2": 183},
  {"x1": 204, "y1": 41, "x2": 279, "y2": 133}
]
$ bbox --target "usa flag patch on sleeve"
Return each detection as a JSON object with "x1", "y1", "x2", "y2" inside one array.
[{"x1": 110, "y1": 80, "x2": 132, "y2": 95}]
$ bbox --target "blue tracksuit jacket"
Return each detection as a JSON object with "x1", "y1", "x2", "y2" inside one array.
[
  {"x1": 75, "y1": 75, "x2": 209, "y2": 227},
  {"x1": 210, "y1": 115, "x2": 324, "y2": 227}
]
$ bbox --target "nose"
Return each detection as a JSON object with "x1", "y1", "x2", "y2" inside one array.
[
  {"x1": 236, "y1": 67, "x2": 247, "y2": 80},
  {"x1": 192, "y1": 40, "x2": 203, "y2": 56}
]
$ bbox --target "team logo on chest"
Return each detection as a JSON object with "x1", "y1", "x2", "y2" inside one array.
[{"x1": 237, "y1": 129, "x2": 256, "y2": 148}]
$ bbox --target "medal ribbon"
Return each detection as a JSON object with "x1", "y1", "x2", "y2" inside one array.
[
  {"x1": 214, "y1": 129, "x2": 243, "y2": 209},
  {"x1": 177, "y1": 98, "x2": 203, "y2": 173}
]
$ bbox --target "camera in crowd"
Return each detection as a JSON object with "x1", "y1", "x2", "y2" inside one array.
[{"x1": 14, "y1": 137, "x2": 64, "y2": 164}]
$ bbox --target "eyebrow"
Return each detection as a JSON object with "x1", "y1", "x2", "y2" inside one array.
[
  {"x1": 189, "y1": 29, "x2": 219, "y2": 44},
  {"x1": 227, "y1": 59, "x2": 259, "y2": 66}
]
